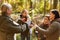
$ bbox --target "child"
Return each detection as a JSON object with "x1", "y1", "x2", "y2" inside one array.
[
  {"x1": 37, "y1": 16, "x2": 50, "y2": 40},
  {"x1": 17, "y1": 16, "x2": 30, "y2": 40}
]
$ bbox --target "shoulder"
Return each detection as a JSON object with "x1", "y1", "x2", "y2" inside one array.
[
  {"x1": 56, "y1": 18, "x2": 60, "y2": 23},
  {"x1": 50, "y1": 21, "x2": 60, "y2": 28},
  {"x1": 0, "y1": 16, "x2": 7, "y2": 21},
  {"x1": 52, "y1": 21, "x2": 60, "y2": 25}
]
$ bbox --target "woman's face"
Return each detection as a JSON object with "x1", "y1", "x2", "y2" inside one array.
[
  {"x1": 44, "y1": 17, "x2": 49, "y2": 24},
  {"x1": 22, "y1": 12, "x2": 27, "y2": 16},
  {"x1": 50, "y1": 12, "x2": 55, "y2": 21}
]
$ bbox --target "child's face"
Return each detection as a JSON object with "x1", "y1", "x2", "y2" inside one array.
[
  {"x1": 43, "y1": 17, "x2": 49, "y2": 24},
  {"x1": 22, "y1": 12, "x2": 27, "y2": 17}
]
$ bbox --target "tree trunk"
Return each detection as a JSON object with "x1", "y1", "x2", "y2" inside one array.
[
  {"x1": 44, "y1": 0, "x2": 46, "y2": 16},
  {"x1": 50, "y1": 0, "x2": 53, "y2": 10},
  {"x1": 53, "y1": 0, "x2": 58, "y2": 9},
  {"x1": 30, "y1": 0, "x2": 33, "y2": 9}
]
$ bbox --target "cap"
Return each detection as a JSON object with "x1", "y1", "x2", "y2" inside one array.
[{"x1": 1, "y1": 3, "x2": 12, "y2": 9}]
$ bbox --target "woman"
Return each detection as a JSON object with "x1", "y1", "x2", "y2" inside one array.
[{"x1": 35, "y1": 9, "x2": 60, "y2": 40}]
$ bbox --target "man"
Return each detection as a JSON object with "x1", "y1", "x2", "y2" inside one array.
[
  {"x1": 35, "y1": 9, "x2": 60, "y2": 40},
  {"x1": 0, "y1": 3, "x2": 21, "y2": 40}
]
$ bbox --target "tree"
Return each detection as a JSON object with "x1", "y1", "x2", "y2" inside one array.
[
  {"x1": 53, "y1": 0, "x2": 58, "y2": 9},
  {"x1": 44, "y1": 0, "x2": 46, "y2": 16}
]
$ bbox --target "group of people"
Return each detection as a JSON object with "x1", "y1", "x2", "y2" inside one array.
[
  {"x1": 0, "y1": 3, "x2": 60, "y2": 40},
  {"x1": 34, "y1": 10, "x2": 60, "y2": 40}
]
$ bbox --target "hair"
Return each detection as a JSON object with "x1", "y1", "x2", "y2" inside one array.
[
  {"x1": 51, "y1": 9, "x2": 60, "y2": 19},
  {"x1": 1, "y1": 3, "x2": 12, "y2": 16},
  {"x1": 21, "y1": 9, "x2": 31, "y2": 20},
  {"x1": 44, "y1": 16, "x2": 50, "y2": 20},
  {"x1": 21, "y1": 9, "x2": 28, "y2": 15}
]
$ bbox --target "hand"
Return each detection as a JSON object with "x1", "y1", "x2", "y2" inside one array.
[
  {"x1": 30, "y1": 24, "x2": 33, "y2": 28},
  {"x1": 34, "y1": 24, "x2": 39, "y2": 28},
  {"x1": 31, "y1": 24, "x2": 37, "y2": 30},
  {"x1": 21, "y1": 18, "x2": 24, "y2": 21},
  {"x1": 32, "y1": 24, "x2": 39, "y2": 30}
]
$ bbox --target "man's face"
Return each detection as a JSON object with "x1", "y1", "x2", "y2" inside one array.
[{"x1": 7, "y1": 9, "x2": 12, "y2": 15}]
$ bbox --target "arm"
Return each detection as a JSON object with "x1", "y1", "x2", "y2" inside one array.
[
  {"x1": 2, "y1": 18, "x2": 22, "y2": 33},
  {"x1": 35, "y1": 22, "x2": 59, "y2": 35}
]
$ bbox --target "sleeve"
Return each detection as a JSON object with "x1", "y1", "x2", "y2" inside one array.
[
  {"x1": 2, "y1": 18, "x2": 22, "y2": 33},
  {"x1": 17, "y1": 20, "x2": 22, "y2": 24},
  {"x1": 36, "y1": 22, "x2": 59, "y2": 36}
]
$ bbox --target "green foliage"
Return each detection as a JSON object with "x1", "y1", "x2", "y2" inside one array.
[
  {"x1": 1, "y1": 0, "x2": 51, "y2": 14},
  {"x1": 16, "y1": 34, "x2": 20, "y2": 40}
]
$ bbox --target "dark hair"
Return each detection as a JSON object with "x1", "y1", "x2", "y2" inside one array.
[{"x1": 51, "y1": 10, "x2": 60, "y2": 19}]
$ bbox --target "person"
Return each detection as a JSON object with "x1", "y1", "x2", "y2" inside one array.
[
  {"x1": 20, "y1": 9, "x2": 31, "y2": 25},
  {"x1": 17, "y1": 16, "x2": 30, "y2": 40},
  {"x1": 17, "y1": 9, "x2": 31, "y2": 40},
  {"x1": 0, "y1": 3, "x2": 21, "y2": 40},
  {"x1": 35, "y1": 9, "x2": 60, "y2": 40},
  {"x1": 37, "y1": 16, "x2": 50, "y2": 40}
]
